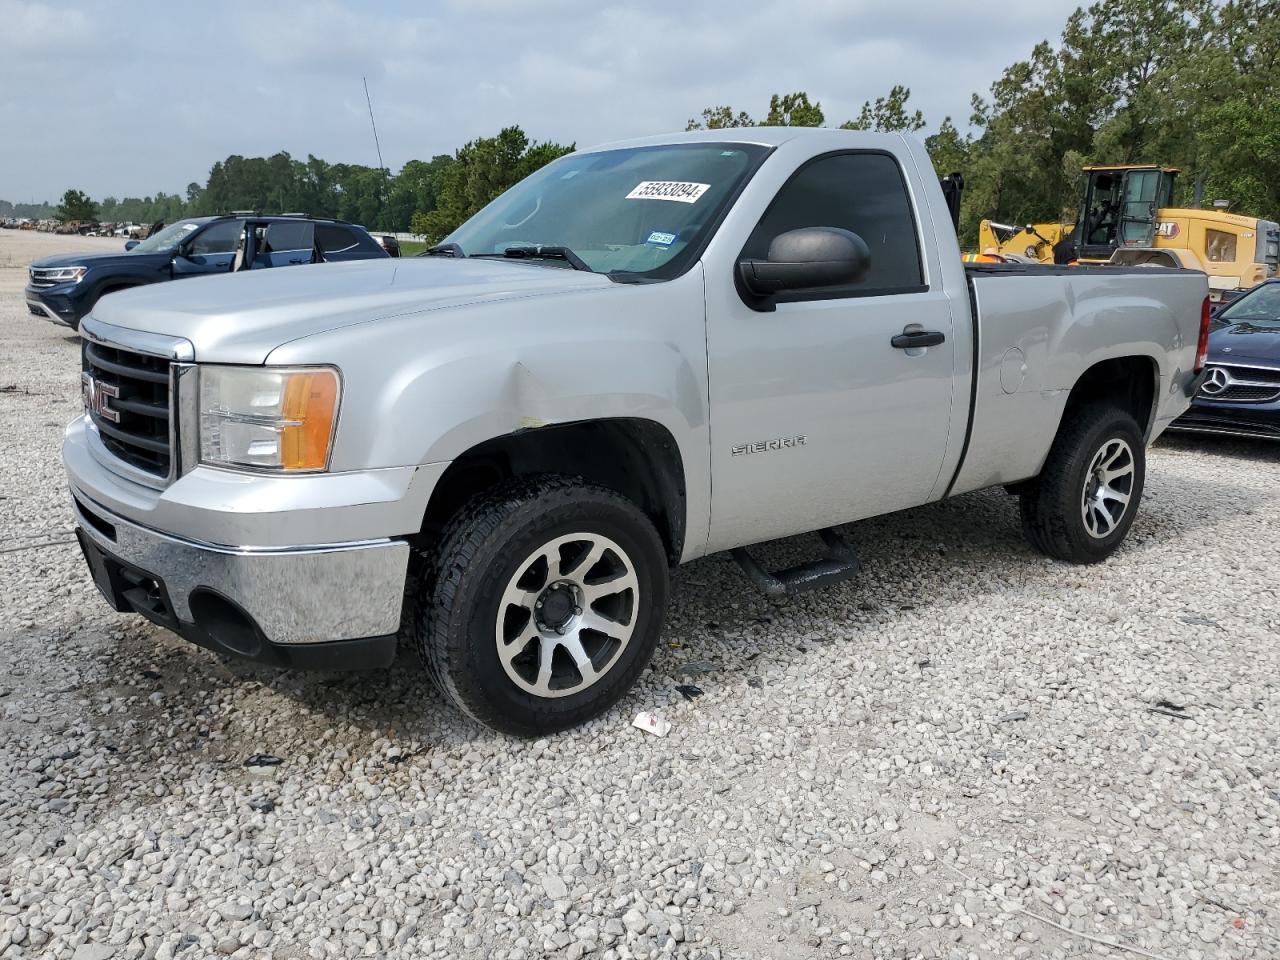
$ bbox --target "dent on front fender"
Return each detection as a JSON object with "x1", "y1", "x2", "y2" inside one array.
[
  {"x1": 263, "y1": 271, "x2": 716, "y2": 555},
  {"x1": 288, "y1": 275, "x2": 710, "y2": 472},
  {"x1": 408, "y1": 347, "x2": 707, "y2": 467}
]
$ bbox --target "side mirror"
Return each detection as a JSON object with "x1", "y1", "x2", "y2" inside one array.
[
  {"x1": 738, "y1": 227, "x2": 871, "y2": 301},
  {"x1": 124, "y1": 240, "x2": 139, "y2": 251}
]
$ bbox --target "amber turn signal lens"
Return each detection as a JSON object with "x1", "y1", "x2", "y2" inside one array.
[{"x1": 279, "y1": 370, "x2": 340, "y2": 470}]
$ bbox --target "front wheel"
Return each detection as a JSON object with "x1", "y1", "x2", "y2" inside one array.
[
  {"x1": 413, "y1": 476, "x2": 669, "y2": 736},
  {"x1": 1019, "y1": 404, "x2": 1146, "y2": 563}
]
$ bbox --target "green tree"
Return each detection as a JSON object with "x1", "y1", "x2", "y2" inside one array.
[
  {"x1": 1175, "y1": 0, "x2": 1280, "y2": 216},
  {"x1": 1195, "y1": 97, "x2": 1280, "y2": 217},
  {"x1": 385, "y1": 155, "x2": 452, "y2": 231},
  {"x1": 764, "y1": 92, "x2": 824, "y2": 127},
  {"x1": 950, "y1": 0, "x2": 1280, "y2": 238},
  {"x1": 411, "y1": 127, "x2": 573, "y2": 242},
  {"x1": 55, "y1": 189, "x2": 98, "y2": 223},
  {"x1": 686, "y1": 105, "x2": 755, "y2": 130},
  {"x1": 840, "y1": 85, "x2": 925, "y2": 132},
  {"x1": 687, "y1": 91, "x2": 827, "y2": 130},
  {"x1": 925, "y1": 118, "x2": 971, "y2": 179}
]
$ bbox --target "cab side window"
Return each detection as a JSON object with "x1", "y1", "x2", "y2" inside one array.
[
  {"x1": 743, "y1": 152, "x2": 924, "y2": 296},
  {"x1": 187, "y1": 220, "x2": 243, "y2": 256}
]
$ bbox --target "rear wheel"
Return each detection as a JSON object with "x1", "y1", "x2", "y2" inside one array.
[
  {"x1": 1019, "y1": 404, "x2": 1145, "y2": 563},
  {"x1": 413, "y1": 476, "x2": 669, "y2": 736}
]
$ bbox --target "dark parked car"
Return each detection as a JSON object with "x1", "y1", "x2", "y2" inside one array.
[
  {"x1": 25, "y1": 214, "x2": 388, "y2": 329},
  {"x1": 1170, "y1": 278, "x2": 1280, "y2": 440},
  {"x1": 372, "y1": 234, "x2": 401, "y2": 257}
]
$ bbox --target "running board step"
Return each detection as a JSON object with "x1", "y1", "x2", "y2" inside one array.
[{"x1": 731, "y1": 528, "x2": 861, "y2": 599}]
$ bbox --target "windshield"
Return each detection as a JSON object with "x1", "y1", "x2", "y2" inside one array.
[
  {"x1": 130, "y1": 220, "x2": 207, "y2": 254},
  {"x1": 444, "y1": 142, "x2": 769, "y2": 278},
  {"x1": 1218, "y1": 283, "x2": 1280, "y2": 326}
]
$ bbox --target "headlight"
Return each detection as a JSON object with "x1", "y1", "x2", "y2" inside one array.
[
  {"x1": 34, "y1": 266, "x2": 87, "y2": 283},
  {"x1": 199, "y1": 366, "x2": 341, "y2": 472}
]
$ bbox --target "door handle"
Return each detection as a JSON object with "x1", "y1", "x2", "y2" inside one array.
[{"x1": 891, "y1": 329, "x2": 946, "y2": 349}]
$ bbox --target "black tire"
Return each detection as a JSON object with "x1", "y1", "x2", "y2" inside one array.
[
  {"x1": 1019, "y1": 404, "x2": 1146, "y2": 563},
  {"x1": 413, "y1": 475, "x2": 669, "y2": 736}
]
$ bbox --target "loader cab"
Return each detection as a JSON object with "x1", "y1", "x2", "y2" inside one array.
[{"x1": 1075, "y1": 165, "x2": 1178, "y2": 262}]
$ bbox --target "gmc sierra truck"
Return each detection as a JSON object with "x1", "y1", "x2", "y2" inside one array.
[{"x1": 64, "y1": 129, "x2": 1211, "y2": 735}]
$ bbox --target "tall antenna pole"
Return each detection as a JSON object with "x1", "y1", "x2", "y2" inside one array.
[
  {"x1": 363, "y1": 76, "x2": 387, "y2": 229},
  {"x1": 363, "y1": 76, "x2": 385, "y2": 172}
]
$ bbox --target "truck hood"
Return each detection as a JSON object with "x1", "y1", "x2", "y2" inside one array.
[
  {"x1": 89, "y1": 258, "x2": 617, "y2": 363},
  {"x1": 33, "y1": 250, "x2": 169, "y2": 270},
  {"x1": 1209, "y1": 322, "x2": 1280, "y2": 364}
]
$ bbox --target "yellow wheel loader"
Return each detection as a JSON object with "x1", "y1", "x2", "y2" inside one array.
[{"x1": 976, "y1": 164, "x2": 1279, "y2": 301}]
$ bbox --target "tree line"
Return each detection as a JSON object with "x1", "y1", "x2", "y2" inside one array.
[
  {"x1": 687, "y1": 0, "x2": 1276, "y2": 245},
  {"x1": 23, "y1": 129, "x2": 570, "y2": 241},
  {"x1": 11, "y1": 0, "x2": 1275, "y2": 248}
]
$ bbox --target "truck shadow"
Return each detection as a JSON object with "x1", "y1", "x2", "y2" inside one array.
[{"x1": 219, "y1": 439, "x2": 1263, "y2": 745}]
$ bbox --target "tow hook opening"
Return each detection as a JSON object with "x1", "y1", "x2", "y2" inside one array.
[{"x1": 189, "y1": 589, "x2": 265, "y2": 657}]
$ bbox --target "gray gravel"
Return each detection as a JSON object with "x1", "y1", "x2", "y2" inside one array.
[{"x1": 2, "y1": 230, "x2": 1278, "y2": 959}]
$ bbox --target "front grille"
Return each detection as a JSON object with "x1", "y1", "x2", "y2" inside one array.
[
  {"x1": 82, "y1": 341, "x2": 172, "y2": 477},
  {"x1": 1220, "y1": 364, "x2": 1280, "y2": 385},
  {"x1": 1215, "y1": 384, "x2": 1280, "y2": 402}
]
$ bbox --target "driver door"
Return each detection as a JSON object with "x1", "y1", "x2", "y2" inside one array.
[
  {"x1": 705, "y1": 151, "x2": 959, "y2": 551},
  {"x1": 1117, "y1": 170, "x2": 1162, "y2": 248}
]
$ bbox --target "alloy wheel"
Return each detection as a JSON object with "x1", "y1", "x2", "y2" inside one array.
[
  {"x1": 1081, "y1": 437, "x2": 1135, "y2": 539},
  {"x1": 495, "y1": 533, "x2": 639, "y2": 698}
]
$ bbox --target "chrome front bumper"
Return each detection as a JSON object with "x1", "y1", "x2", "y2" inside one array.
[{"x1": 73, "y1": 493, "x2": 409, "y2": 650}]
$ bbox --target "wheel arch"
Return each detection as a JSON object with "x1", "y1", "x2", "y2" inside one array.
[
  {"x1": 90, "y1": 279, "x2": 145, "y2": 308},
  {"x1": 1003, "y1": 354, "x2": 1159, "y2": 498},
  {"x1": 1058, "y1": 354, "x2": 1161, "y2": 441},
  {"x1": 418, "y1": 417, "x2": 687, "y2": 564}
]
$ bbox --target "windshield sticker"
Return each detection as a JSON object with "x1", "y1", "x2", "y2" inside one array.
[
  {"x1": 646, "y1": 231, "x2": 677, "y2": 246},
  {"x1": 626, "y1": 181, "x2": 710, "y2": 204},
  {"x1": 181, "y1": 223, "x2": 199, "y2": 231}
]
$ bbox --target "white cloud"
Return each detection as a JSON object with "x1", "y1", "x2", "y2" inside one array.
[{"x1": 0, "y1": 0, "x2": 1079, "y2": 201}]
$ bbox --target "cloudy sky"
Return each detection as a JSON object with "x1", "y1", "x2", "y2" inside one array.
[{"x1": 1, "y1": 0, "x2": 1081, "y2": 203}]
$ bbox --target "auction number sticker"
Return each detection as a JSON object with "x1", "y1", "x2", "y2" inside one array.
[{"x1": 626, "y1": 181, "x2": 710, "y2": 203}]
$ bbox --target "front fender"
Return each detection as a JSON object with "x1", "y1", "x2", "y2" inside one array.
[{"x1": 266, "y1": 268, "x2": 713, "y2": 551}]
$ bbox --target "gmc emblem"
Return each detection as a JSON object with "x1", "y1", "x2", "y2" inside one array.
[{"x1": 81, "y1": 372, "x2": 120, "y2": 423}]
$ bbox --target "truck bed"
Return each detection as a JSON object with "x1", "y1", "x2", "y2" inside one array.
[
  {"x1": 964, "y1": 262, "x2": 1196, "y2": 279},
  {"x1": 946, "y1": 264, "x2": 1207, "y2": 498}
]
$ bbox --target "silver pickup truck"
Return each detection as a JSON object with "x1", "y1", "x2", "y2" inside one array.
[{"x1": 64, "y1": 129, "x2": 1210, "y2": 734}]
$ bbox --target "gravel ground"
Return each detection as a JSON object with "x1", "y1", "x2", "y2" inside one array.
[{"x1": 1, "y1": 230, "x2": 1278, "y2": 960}]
